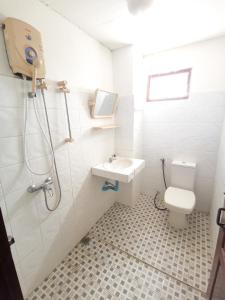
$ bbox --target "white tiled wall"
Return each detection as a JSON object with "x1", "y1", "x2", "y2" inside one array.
[
  {"x1": 0, "y1": 0, "x2": 113, "y2": 91},
  {"x1": 115, "y1": 95, "x2": 134, "y2": 157},
  {"x1": 142, "y1": 92, "x2": 225, "y2": 212},
  {"x1": 113, "y1": 38, "x2": 225, "y2": 214},
  {"x1": 114, "y1": 94, "x2": 144, "y2": 207},
  {"x1": 0, "y1": 75, "x2": 116, "y2": 296},
  {"x1": 115, "y1": 96, "x2": 143, "y2": 159},
  {"x1": 133, "y1": 110, "x2": 144, "y2": 158}
]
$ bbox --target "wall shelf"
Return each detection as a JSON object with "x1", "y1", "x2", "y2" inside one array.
[{"x1": 93, "y1": 125, "x2": 120, "y2": 129}]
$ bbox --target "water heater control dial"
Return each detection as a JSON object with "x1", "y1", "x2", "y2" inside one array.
[
  {"x1": 28, "y1": 49, "x2": 36, "y2": 58},
  {"x1": 25, "y1": 47, "x2": 37, "y2": 64}
]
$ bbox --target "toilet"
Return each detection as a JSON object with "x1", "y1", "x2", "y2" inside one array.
[{"x1": 164, "y1": 160, "x2": 196, "y2": 229}]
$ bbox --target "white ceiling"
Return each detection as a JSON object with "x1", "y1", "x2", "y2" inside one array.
[{"x1": 39, "y1": 0, "x2": 225, "y2": 54}]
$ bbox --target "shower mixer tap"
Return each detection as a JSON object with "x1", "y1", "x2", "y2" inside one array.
[{"x1": 27, "y1": 177, "x2": 53, "y2": 193}]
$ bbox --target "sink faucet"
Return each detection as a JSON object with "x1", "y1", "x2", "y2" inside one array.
[{"x1": 109, "y1": 154, "x2": 117, "y2": 163}]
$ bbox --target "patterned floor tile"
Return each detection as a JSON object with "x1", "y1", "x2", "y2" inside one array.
[
  {"x1": 88, "y1": 192, "x2": 212, "y2": 292},
  {"x1": 27, "y1": 192, "x2": 211, "y2": 299},
  {"x1": 28, "y1": 238, "x2": 206, "y2": 300}
]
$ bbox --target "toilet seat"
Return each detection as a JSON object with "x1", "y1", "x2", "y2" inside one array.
[{"x1": 165, "y1": 187, "x2": 195, "y2": 214}]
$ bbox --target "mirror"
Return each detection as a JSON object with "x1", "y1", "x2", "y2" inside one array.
[{"x1": 90, "y1": 89, "x2": 118, "y2": 118}]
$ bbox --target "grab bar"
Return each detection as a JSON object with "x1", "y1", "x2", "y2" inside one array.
[{"x1": 57, "y1": 80, "x2": 73, "y2": 143}]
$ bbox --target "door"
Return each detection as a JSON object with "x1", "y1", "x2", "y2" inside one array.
[
  {"x1": 207, "y1": 205, "x2": 225, "y2": 300},
  {"x1": 0, "y1": 208, "x2": 24, "y2": 300}
]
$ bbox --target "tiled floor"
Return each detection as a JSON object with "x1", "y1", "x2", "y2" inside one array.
[
  {"x1": 29, "y1": 239, "x2": 206, "y2": 300},
  {"x1": 28, "y1": 193, "x2": 211, "y2": 299},
  {"x1": 89, "y1": 193, "x2": 212, "y2": 293}
]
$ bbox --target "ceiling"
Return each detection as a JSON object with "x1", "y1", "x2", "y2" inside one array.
[{"x1": 39, "y1": 0, "x2": 225, "y2": 54}]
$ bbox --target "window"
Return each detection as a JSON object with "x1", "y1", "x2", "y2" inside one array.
[{"x1": 146, "y1": 68, "x2": 192, "y2": 102}]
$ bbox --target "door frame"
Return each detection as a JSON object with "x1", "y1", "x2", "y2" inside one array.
[
  {"x1": 0, "y1": 207, "x2": 24, "y2": 300},
  {"x1": 207, "y1": 201, "x2": 225, "y2": 299}
]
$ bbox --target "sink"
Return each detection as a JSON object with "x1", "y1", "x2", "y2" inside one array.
[
  {"x1": 104, "y1": 158, "x2": 133, "y2": 170},
  {"x1": 92, "y1": 157, "x2": 145, "y2": 183}
]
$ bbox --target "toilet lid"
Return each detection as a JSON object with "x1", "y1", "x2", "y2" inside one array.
[{"x1": 164, "y1": 187, "x2": 195, "y2": 213}]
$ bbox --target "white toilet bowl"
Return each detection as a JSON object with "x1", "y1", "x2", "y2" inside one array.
[{"x1": 164, "y1": 187, "x2": 196, "y2": 229}]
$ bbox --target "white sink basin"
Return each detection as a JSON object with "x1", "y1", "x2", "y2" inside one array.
[
  {"x1": 92, "y1": 157, "x2": 145, "y2": 183},
  {"x1": 104, "y1": 158, "x2": 133, "y2": 170}
]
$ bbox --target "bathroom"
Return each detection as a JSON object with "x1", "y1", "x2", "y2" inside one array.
[{"x1": 0, "y1": 0, "x2": 225, "y2": 299}]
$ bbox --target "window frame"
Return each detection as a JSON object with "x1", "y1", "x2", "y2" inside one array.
[{"x1": 146, "y1": 68, "x2": 192, "y2": 102}]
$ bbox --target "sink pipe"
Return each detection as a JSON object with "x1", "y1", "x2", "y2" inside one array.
[{"x1": 102, "y1": 180, "x2": 119, "y2": 192}]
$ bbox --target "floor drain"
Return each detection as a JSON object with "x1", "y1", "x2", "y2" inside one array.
[{"x1": 81, "y1": 236, "x2": 91, "y2": 245}]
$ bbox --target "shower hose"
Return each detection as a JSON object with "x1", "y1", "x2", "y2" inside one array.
[
  {"x1": 23, "y1": 79, "x2": 62, "y2": 211},
  {"x1": 153, "y1": 158, "x2": 168, "y2": 211}
]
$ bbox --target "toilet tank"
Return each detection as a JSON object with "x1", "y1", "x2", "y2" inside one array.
[{"x1": 171, "y1": 160, "x2": 196, "y2": 191}]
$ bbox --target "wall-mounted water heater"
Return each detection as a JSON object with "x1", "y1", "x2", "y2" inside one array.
[{"x1": 3, "y1": 17, "x2": 45, "y2": 93}]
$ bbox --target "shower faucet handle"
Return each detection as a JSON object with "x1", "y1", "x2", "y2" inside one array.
[
  {"x1": 27, "y1": 177, "x2": 53, "y2": 193},
  {"x1": 27, "y1": 184, "x2": 38, "y2": 193},
  {"x1": 44, "y1": 177, "x2": 53, "y2": 184}
]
